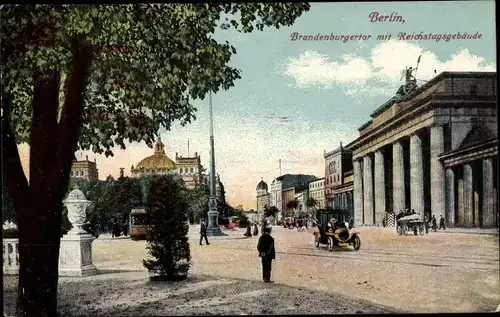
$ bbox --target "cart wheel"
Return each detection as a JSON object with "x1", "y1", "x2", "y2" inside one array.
[
  {"x1": 352, "y1": 234, "x2": 361, "y2": 251},
  {"x1": 396, "y1": 225, "x2": 402, "y2": 236},
  {"x1": 402, "y1": 225, "x2": 408, "y2": 236},
  {"x1": 327, "y1": 236, "x2": 334, "y2": 251},
  {"x1": 419, "y1": 225, "x2": 425, "y2": 236},
  {"x1": 314, "y1": 234, "x2": 320, "y2": 248}
]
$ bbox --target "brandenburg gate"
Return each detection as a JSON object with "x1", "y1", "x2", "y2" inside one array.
[{"x1": 346, "y1": 71, "x2": 497, "y2": 228}]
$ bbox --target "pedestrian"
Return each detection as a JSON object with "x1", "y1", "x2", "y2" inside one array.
[
  {"x1": 257, "y1": 227, "x2": 276, "y2": 283},
  {"x1": 439, "y1": 215, "x2": 446, "y2": 230},
  {"x1": 244, "y1": 224, "x2": 252, "y2": 237},
  {"x1": 424, "y1": 216, "x2": 429, "y2": 234},
  {"x1": 199, "y1": 220, "x2": 210, "y2": 245},
  {"x1": 253, "y1": 223, "x2": 259, "y2": 236},
  {"x1": 122, "y1": 221, "x2": 129, "y2": 236},
  {"x1": 431, "y1": 215, "x2": 437, "y2": 232}
]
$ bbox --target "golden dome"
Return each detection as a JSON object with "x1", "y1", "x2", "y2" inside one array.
[{"x1": 135, "y1": 138, "x2": 176, "y2": 171}]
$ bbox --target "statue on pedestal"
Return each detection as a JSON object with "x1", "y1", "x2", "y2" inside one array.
[
  {"x1": 396, "y1": 55, "x2": 421, "y2": 97},
  {"x1": 59, "y1": 185, "x2": 97, "y2": 276}
]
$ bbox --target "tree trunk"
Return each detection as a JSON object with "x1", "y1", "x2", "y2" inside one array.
[
  {"x1": 17, "y1": 202, "x2": 63, "y2": 317},
  {"x1": 2, "y1": 42, "x2": 93, "y2": 316}
]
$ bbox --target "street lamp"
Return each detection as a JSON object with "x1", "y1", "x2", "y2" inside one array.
[{"x1": 206, "y1": 90, "x2": 225, "y2": 236}]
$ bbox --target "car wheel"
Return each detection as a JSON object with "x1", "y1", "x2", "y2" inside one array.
[
  {"x1": 327, "y1": 236, "x2": 334, "y2": 251},
  {"x1": 353, "y1": 234, "x2": 361, "y2": 251}
]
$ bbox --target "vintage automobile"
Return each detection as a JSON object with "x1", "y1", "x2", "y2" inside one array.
[{"x1": 312, "y1": 209, "x2": 360, "y2": 251}]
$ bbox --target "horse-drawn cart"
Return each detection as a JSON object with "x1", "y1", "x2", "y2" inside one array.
[{"x1": 396, "y1": 214, "x2": 426, "y2": 236}]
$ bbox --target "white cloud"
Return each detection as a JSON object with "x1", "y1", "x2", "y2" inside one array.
[{"x1": 279, "y1": 40, "x2": 496, "y2": 98}]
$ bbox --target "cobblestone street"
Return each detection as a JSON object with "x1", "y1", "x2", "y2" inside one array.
[{"x1": 3, "y1": 226, "x2": 499, "y2": 315}]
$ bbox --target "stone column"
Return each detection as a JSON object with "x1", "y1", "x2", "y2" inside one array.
[
  {"x1": 353, "y1": 159, "x2": 364, "y2": 226},
  {"x1": 363, "y1": 155, "x2": 374, "y2": 225},
  {"x1": 410, "y1": 133, "x2": 425, "y2": 216},
  {"x1": 457, "y1": 178, "x2": 464, "y2": 226},
  {"x1": 430, "y1": 125, "x2": 445, "y2": 219},
  {"x1": 482, "y1": 158, "x2": 495, "y2": 227},
  {"x1": 463, "y1": 164, "x2": 473, "y2": 227},
  {"x1": 393, "y1": 140, "x2": 405, "y2": 213},
  {"x1": 445, "y1": 168, "x2": 455, "y2": 227},
  {"x1": 374, "y1": 150, "x2": 386, "y2": 226}
]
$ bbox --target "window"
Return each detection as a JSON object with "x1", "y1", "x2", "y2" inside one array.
[{"x1": 190, "y1": 167, "x2": 193, "y2": 173}]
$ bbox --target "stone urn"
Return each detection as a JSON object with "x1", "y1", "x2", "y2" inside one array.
[{"x1": 63, "y1": 185, "x2": 92, "y2": 235}]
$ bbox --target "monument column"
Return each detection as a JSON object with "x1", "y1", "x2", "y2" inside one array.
[
  {"x1": 463, "y1": 163, "x2": 473, "y2": 227},
  {"x1": 445, "y1": 168, "x2": 455, "y2": 227},
  {"x1": 353, "y1": 159, "x2": 364, "y2": 226},
  {"x1": 374, "y1": 150, "x2": 386, "y2": 226},
  {"x1": 393, "y1": 140, "x2": 405, "y2": 213},
  {"x1": 482, "y1": 158, "x2": 495, "y2": 227},
  {"x1": 363, "y1": 155, "x2": 374, "y2": 225},
  {"x1": 410, "y1": 133, "x2": 425, "y2": 216},
  {"x1": 430, "y1": 125, "x2": 445, "y2": 219}
]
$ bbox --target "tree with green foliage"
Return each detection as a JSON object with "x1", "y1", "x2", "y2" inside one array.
[
  {"x1": 286, "y1": 199, "x2": 299, "y2": 218},
  {"x1": 264, "y1": 205, "x2": 279, "y2": 219},
  {"x1": 185, "y1": 183, "x2": 210, "y2": 224},
  {"x1": 1, "y1": 3, "x2": 310, "y2": 315},
  {"x1": 238, "y1": 212, "x2": 250, "y2": 228},
  {"x1": 143, "y1": 175, "x2": 191, "y2": 281}
]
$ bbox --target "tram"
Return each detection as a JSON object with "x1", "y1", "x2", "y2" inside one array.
[{"x1": 129, "y1": 208, "x2": 149, "y2": 240}]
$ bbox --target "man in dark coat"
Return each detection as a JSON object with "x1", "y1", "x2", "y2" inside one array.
[
  {"x1": 431, "y1": 215, "x2": 437, "y2": 232},
  {"x1": 200, "y1": 220, "x2": 210, "y2": 245},
  {"x1": 257, "y1": 227, "x2": 275, "y2": 283},
  {"x1": 439, "y1": 215, "x2": 445, "y2": 230}
]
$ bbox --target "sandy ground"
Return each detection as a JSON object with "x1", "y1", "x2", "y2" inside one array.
[{"x1": 3, "y1": 226, "x2": 499, "y2": 315}]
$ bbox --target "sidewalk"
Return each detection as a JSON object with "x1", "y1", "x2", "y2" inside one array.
[
  {"x1": 354, "y1": 226, "x2": 498, "y2": 235},
  {"x1": 431, "y1": 227, "x2": 499, "y2": 235}
]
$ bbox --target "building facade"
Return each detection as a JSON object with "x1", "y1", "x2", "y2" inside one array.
[
  {"x1": 71, "y1": 155, "x2": 99, "y2": 182},
  {"x1": 256, "y1": 179, "x2": 271, "y2": 218},
  {"x1": 294, "y1": 190, "x2": 307, "y2": 214},
  {"x1": 308, "y1": 177, "x2": 325, "y2": 210},
  {"x1": 324, "y1": 144, "x2": 355, "y2": 221},
  {"x1": 269, "y1": 179, "x2": 283, "y2": 220},
  {"x1": 282, "y1": 187, "x2": 296, "y2": 218},
  {"x1": 270, "y1": 174, "x2": 317, "y2": 220},
  {"x1": 130, "y1": 138, "x2": 204, "y2": 189},
  {"x1": 348, "y1": 71, "x2": 497, "y2": 228}
]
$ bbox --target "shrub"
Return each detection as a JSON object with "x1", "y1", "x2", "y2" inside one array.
[
  {"x1": 238, "y1": 213, "x2": 249, "y2": 228},
  {"x1": 142, "y1": 176, "x2": 191, "y2": 281}
]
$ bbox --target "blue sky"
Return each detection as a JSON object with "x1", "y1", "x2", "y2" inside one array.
[{"x1": 19, "y1": 1, "x2": 496, "y2": 209}]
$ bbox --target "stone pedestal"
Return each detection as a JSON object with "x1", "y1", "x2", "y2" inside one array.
[
  {"x1": 363, "y1": 155, "x2": 374, "y2": 225},
  {"x1": 374, "y1": 150, "x2": 386, "y2": 226},
  {"x1": 206, "y1": 197, "x2": 226, "y2": 236},
  {"x1": 430, "y1": 125, "x2": 445, "y2": 219},
  {"x1": 353, "y1": 159, "x2": 364, "y2": 226},
  {"x1": 392, "y1": 140, "x2": 405, "y2": 213},
  {"x1": 59, "y1": 233, "x2": 97, "y2": 276},
  {"x1": 410, "y1": 133, "x2": 424, "y2": 216},
  {"x1": 60, "y1": 186, "x2": 97, "y2": 276}
]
